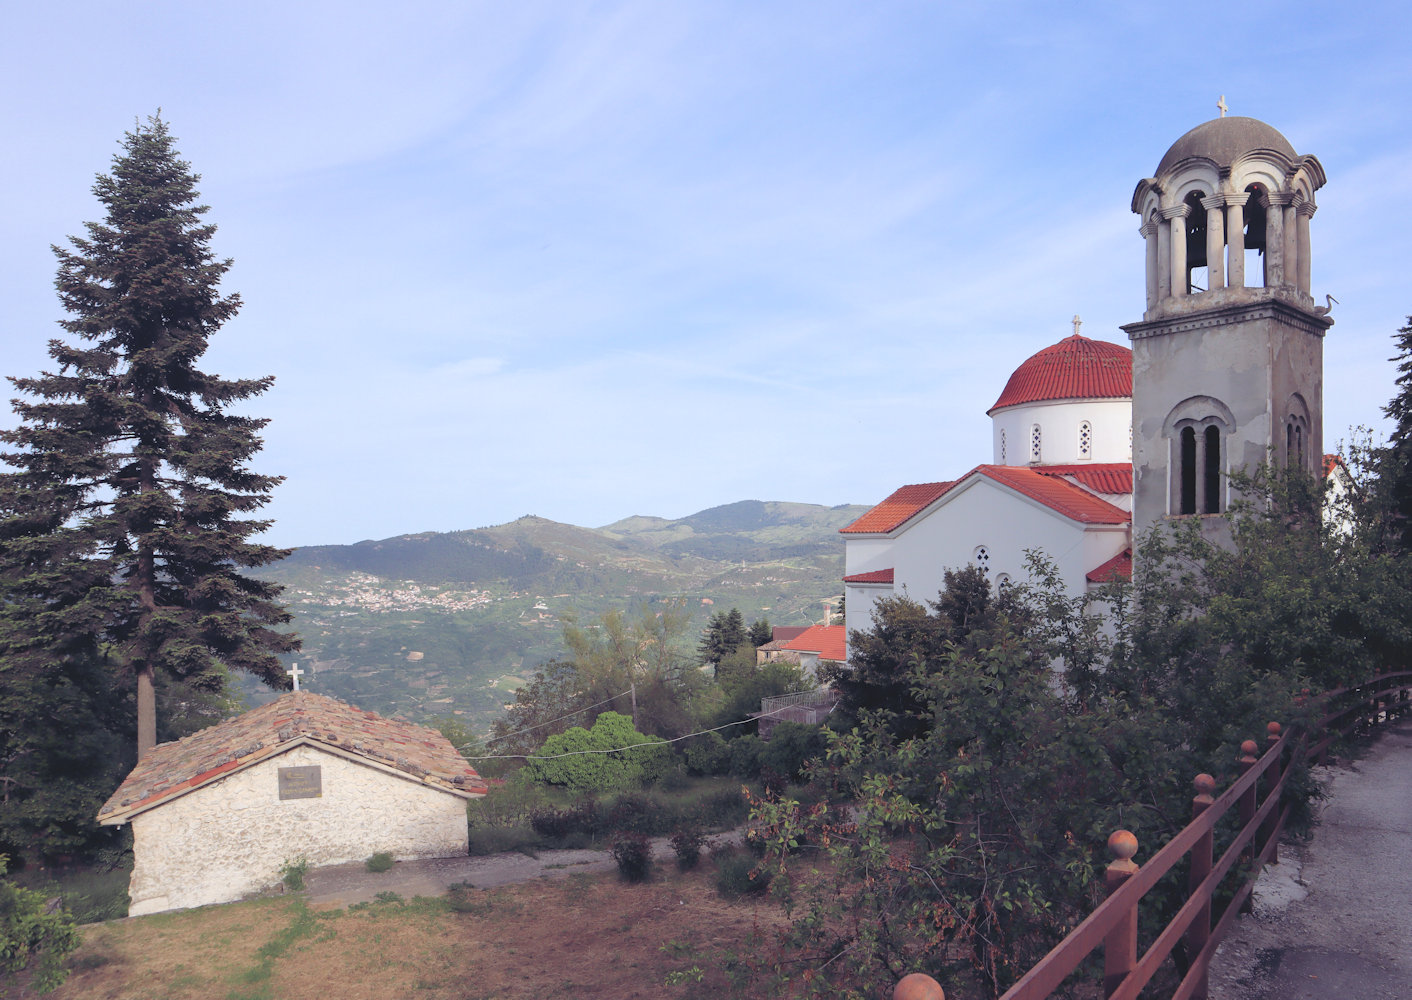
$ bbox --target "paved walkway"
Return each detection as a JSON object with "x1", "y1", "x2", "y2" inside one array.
[{"x1": 1208, "y1": 712, "x2": 1412, "y2": 1000}]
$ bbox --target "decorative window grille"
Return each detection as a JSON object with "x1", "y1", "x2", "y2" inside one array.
[
  {"x1": 1000, "y1": 428, "x2": 1007, "y2": 464},
  {"x1": 973, "y1": 545, "x2": 991, "y2": 574},
  {"x1": 996, "y1": 572, "x2": 1012, "y2": 590},
  {"x1": 1030, "y1": 424, "x2": 1042, "y2": 463},
  {"x1": 1078, "y1": 420, "x2": 1093, "y2": 460}
]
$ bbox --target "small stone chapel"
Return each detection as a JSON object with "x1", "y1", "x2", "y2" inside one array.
[{"x1": 98, "y1": 686, "x2": 487, "y2": 916}]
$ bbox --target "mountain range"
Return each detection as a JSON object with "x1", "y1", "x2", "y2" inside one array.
[{"x1": 251, "y1": 500, "x2": 868, "y2": 732}]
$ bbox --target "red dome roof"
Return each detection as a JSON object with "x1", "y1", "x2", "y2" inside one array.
[{"x1": 988, "y1": 334, "x2": 1132, "y2": 414}]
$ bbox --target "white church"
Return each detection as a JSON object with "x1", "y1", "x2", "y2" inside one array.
[{"x1": 841, "y1": 111, "x2": 1331, "y2": 648}]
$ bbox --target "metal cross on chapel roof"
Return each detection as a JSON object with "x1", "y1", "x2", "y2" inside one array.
[{"x1": 287, "y1": 662, "x2": 304, "y2": 691}]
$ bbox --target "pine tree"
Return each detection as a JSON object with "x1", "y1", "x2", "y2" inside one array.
[
  {"x1": 0, "y1": 116, "x2": 298, "y2": 759},
  {"x1": 1380, "y1": 316, "x2": 1412, "y2": 552}
]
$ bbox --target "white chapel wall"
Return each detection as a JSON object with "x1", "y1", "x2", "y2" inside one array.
[{"x1": 127, "y1": 743, "x2": 468, "y2": 916}]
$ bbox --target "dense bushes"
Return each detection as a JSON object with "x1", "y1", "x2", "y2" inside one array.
[
  {"x1": 1, "y1": 855, "x2": 79, "y2": 992},
  {"x1": 525, "y1": 712, "x2": 675, "y2": 792}
]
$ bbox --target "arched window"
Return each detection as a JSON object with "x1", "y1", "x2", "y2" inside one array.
[
  {"x1": 1165, "y1": 396, "x2": 1234, "y2": 517},
  {"x1": 973, "y1": 545, "x2": 990, "y2": 575},
  {"x1": 995, "y1": 572, "x2": 1012, "y2": 592},
  {"x1": 1030, "y1": 424, "x2": 1042, "y2": 463},
  {"x1": 1078, "y1": 420, "x2": 1093, "y2": 460}
]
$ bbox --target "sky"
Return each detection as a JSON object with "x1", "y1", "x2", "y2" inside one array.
[{"x1": 2, "y1": 2, "x2": 1410, "y2": 548}]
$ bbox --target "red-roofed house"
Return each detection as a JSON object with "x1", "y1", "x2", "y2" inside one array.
[
  {"x1": 98, "y1": 690, "x2": 487, "y2": 916},
  {"x1": 842, "y1": 326, "x2": 1134, "y2": 647},
  {"x1": 782, "y1": 624, "x2": 847, "y2": 676}
]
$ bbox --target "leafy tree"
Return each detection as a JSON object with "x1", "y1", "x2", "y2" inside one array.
[
  {"x1": 524, "y1": 711, "x2": 673, "y2": 792},
  {"x1": 485, "y1": 658, "x2": 591, "y2": 759},
  {"x1": 1, "y1": 854, "x2": 80, "y2": 992},
  {"x1": 0, "y1": 116, "x2": 297, "y2": 757}
]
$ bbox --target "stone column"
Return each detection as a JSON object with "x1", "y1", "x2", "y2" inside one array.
[
  {"x1": 1297, "y1": 201, "x2": 1316, "y2": 296},
  {"x1": 1201, "y1": 194, "x2": 1226, "y2": 291},
  {"x1": 1282, "y1": 200, "x2": 1298, "y2": 292},
  {"x1": 1265, "y1": 192, "x2": 1290, "y2": 288},
  {"x1": 1156, "y1": 216, "x2": 1172, "y2": 301},
  {"x1": 1163, "y1": 204, "x2": 1190, "y2": 298},
  {"x1": 1226, "y1": 193, "x2": 1248, "y2": 288},
  {"x1": 1142, "y1": 218, "x2": 1160, "y2": 310}
]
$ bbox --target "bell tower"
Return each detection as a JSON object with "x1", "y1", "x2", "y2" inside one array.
[{"x1": 1122, "y1": 111, "x2": 1330, "y2": 543}]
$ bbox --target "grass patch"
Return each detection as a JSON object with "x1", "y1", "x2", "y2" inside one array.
[
  {"x1": 226, "y1": 898, "x2": 322, "y2": 1000},
  {"x1": 365, "y1": 852, "x2": 395, "y2": 873}
]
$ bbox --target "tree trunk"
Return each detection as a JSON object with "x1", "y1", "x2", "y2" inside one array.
[{"x1": 137, "y1": 664, "x2": 157, "y2": 757}]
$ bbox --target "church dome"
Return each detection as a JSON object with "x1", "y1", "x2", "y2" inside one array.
[
  {"x1": 1154, "y1": 116, "x2": 1297, "y2": 176},
  {"x1": 988, "y1": 334, "x2": 1132, "y2": 414}
]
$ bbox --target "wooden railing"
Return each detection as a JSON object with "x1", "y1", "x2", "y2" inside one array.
[{"x1": 894, "y1": 671, "x2": 1412, "y2": 1000}]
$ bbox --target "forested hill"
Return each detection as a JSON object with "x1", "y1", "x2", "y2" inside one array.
[{"x1": 254, "y1": 500, "x2": 869, "y2": 729}]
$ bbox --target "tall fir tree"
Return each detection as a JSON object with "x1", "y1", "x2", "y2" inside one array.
[
  {"x1": 1380, "y1": 316, "x2": 1412, "y2": 552},
  {"x1": 0, "y1": 116, "x2": 298, "y2": 760}
]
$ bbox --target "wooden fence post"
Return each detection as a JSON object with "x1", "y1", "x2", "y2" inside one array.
[
  {"x1": 1104, "y1": 830, "x2": 1140, "y2": 999},
  {"x1": 1237, "y1": 739, "x2": 1259, "y2": 913},
  {"x1": 1262, "y1": 722, "x2": 1282, "y2": 866},
  {"x1": 1186, "y1": 773, "x2": 1216, "y2": 1000},
  {"x1": 893, "y1": 972, "x2": 945, "y2": 1000}
]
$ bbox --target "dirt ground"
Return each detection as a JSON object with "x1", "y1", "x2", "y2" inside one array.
[{"x1": 23, "y1": 863, "x2": 790, "y2": 1000}]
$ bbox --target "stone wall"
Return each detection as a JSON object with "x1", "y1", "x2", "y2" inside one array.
[{"x1": 126, "y1": 743, "x2": 468, "y2": 915}]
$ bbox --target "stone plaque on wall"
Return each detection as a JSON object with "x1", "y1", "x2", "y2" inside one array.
[{"x1": 278, "y1": 765, "x2": 323, "y2": 800}]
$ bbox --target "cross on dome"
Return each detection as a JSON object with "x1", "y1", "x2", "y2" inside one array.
[
  {"x1": 1072, "y1": 315, "x2": 1082, "y2": 337},
  {"x1": 1217, "y1": 95, "x2": 1228, "y2": 118}
]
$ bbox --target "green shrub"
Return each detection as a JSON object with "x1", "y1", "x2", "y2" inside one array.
[
  {"x1": 713, "y1": 849, "x2": 771, "y2": 899},
  {"x1": 526, "y1": 712, "x2": 674, "y2": 792},
  {"x1": 467, "y1": 823, "x2": 538, "y2": 856},
  {"x1": 728, "y1": 735, "x2": 763, "y2": 778},
  {"x1": 279, "y1": 856, "x2": 309, "y2": 892},
  {"x1": 610, "y1": 832, "x2": 653, "y2": 882},
  {"x1": 760, "y1": 722, "x2": 828, "y2": 782},
  {"x1": 683, "y1": 732, "x2": 732, "y2": 776},
  {"x1": 1, "y1": 855, "x2": 80, "y2": 993},
  {"x1": 365, "y1": 852, "x2": 394, "y2": 873},
  {"x1": 669, "y1": 828, "x2": 706, "y2": 870}
]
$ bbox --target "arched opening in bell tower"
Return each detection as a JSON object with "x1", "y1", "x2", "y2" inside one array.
[
  {"x1": 1183, "y1": 191, "x2": 1209, "y2": 293},
  {"x1": 1243, "y1": 184, "x2": 1269, "y2": 288}
]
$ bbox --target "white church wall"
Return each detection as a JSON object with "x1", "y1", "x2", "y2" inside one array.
[
  {"x1": 991, "y1": 398, "x2": 1132, "y2": 465},
  {"x1": 844, "y1": 582, "x2": 894, "y2": 639},
  {"x1": 887, "y1": 479, "x2": 1118, "y2": 603},
  {"x1": 126, "y1": 743, "x2": 469, "y2": 916}
]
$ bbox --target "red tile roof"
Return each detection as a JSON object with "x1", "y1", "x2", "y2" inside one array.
[
  {"x1": 977, "y1": 465, "x2": 1131, "y2": 524},
  {"x1": 98, "y1": 691, "x2": 487, "y2": 824},
  {"x1": 783, "y1": 624, "x2": 848, "y2": 662},
  {"x1": 1323, "y1": 453, "x2": 1343, "y2": 478},
  {"x1": 1087, "y1": 548, "x2": 1133, "y2": 583},
  {"x1": 989, "y1": 335, "x2": 1132, "y2": 413},
  {"x1": 842, "y1": 568, "x2": 895, "y2": 584},
  {"x1": 840, "y1": 481, "x2": 955, "y2": 534},
  {"x1": 770, "y1": 626, "x2": 810, "y2": 644},
  {"x1": 1035, "y1": 463, "x2": 1134, "y2": 495}
]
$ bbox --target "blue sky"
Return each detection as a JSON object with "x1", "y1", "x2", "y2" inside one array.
[{"x1": 3, "y1": 2, "x2": 1409, "y2": 547}]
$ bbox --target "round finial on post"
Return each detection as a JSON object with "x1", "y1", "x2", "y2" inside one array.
[
  {"x1": 1107, "y1": 829, "x2": 1139, "y2": 876},
  {"x1": 1267, "y1": 721, "x2": 1281, "y2": 737},
  {"x1": 1239, "y1": 739, "x2": 1258, "y2": 762},
  {"x1": 894, "y1": 972, "x2": 946, "y2": 1000},
  {"x1": 1194, "y1": 773, "x2": 1216, "y2": 797}
]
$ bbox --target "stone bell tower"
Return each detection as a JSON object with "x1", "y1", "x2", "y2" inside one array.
[{"x1": 1122, "y1": 110, "x2": 1330, "y2": 544}]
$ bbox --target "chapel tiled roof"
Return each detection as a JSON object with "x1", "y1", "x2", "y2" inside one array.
[
  {"x1": 839, "y1": 481, "x2": 955, "y2": 534},
  {"x1": 842, "y1": 568, "x2": 895, "y2": 585},
  {"x1": 769, "y1": 626, "x2": 810, "y2": 644},
  {"x1": 783, "y1": 624, "x2": 848, "y2": 662},
  {"x1": 989, "y1": 334, "x2": 1132, "y2": 413},
  {"x1": 1035, "y1": 463, "x2": 1134, "y2": 496},
  {"x1": 1087, "y1": 548, "x2": 1133, "y2": 584},
  {"x1": 98, "y1": 691, "x2": 487, "y2": 824}
]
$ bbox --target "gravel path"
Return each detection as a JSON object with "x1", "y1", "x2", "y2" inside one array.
[
  {"x1": 301, "y1": 831, "x2": 742, "y2": 908},
  {"x1": 1208, "y1": 712, "x2": 1412, "y2": 1000}
]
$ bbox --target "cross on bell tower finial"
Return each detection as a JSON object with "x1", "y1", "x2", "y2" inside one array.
[
  {"x1": 1072, "y1": 314, "x2": 1082, "y2": 337},
  {"x1": 1217, "y1": 95, "x2": 1228, "y2": 118}
]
